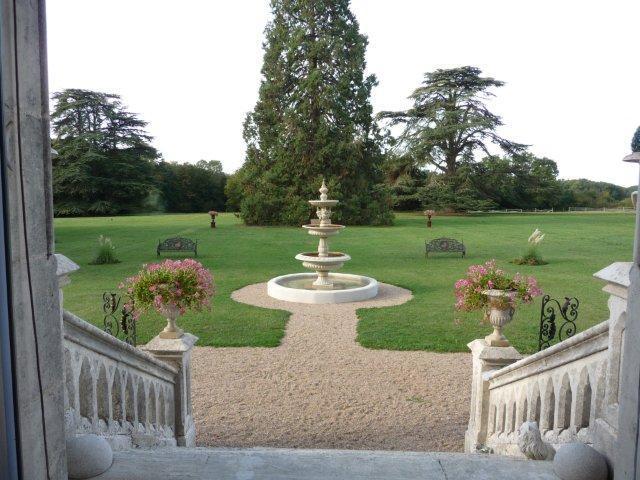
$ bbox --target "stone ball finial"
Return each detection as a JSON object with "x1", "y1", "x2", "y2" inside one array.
[
  {"x1": 553, "y1": 443, "x2": 608, "y2": 480},
  {"x1": 67, "y1": 434, "x2": 113, "y2": 479}
]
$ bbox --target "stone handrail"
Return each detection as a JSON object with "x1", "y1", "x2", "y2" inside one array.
[
  {"x1": 63, "y1": 310, "x2": 179, "y2": 449},
  {"x1": 466, "y1": 262, "x2": 630, "y2": 465}
]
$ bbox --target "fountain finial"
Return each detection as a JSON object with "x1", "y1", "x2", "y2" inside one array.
[{"x1": 319, "y1": 179, "x2": 328, "y2": 201}]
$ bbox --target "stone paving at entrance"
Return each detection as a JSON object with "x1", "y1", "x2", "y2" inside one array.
[
  {"x1": 94, "y1": 447, "x2": 558, "y2": 480},
  {"x1": 191, "y1": 283, "x2": 472, "y2": 452}
]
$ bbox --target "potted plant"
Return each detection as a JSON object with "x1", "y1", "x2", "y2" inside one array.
[
  {"x1": 454, "y1": 260, "x2": 542, "y2": 346},
  {"x1": 121, "y1": 259, "x2": 214, "y2": 339}
]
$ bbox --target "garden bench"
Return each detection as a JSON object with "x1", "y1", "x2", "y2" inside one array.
[
  {"x1": 425, "y1": 237, "x2": 466, "y2": 258},
  {"x1": 157, "y1": 237, "x2": 198, "y2": 257}
]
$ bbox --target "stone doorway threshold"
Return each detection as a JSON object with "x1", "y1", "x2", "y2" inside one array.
[{"x1": 93, "y1": 447, "x2": 558, "y2": 480}]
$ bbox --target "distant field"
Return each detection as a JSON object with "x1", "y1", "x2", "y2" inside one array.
[{"x1": 55, "y1": 212, "x2": 635, "y2": 353}]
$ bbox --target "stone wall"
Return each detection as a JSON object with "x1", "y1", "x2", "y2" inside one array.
[{"x1": 466, "y1": 262, "x2": 630, "y2": 467}]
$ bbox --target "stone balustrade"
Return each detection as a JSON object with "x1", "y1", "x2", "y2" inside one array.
[
  {"x1": 63, "y1": 311, "x2": 179, "y2": 449},
  {"x1": 56, "y1": 254, "x2": 197, "y2": 450},
  {"x1": 466, "y1": 262, "x2": 630, "y2": 466}
]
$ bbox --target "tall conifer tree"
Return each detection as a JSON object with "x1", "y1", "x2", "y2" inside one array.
[
  {"x1": 51, "y1": 89, "x2": 158, "y2": 216},
  {"x1": 232, "y1": 0, "x2": 392, "y2": 225}
]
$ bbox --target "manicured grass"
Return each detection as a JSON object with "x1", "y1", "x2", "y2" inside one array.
[{"x1": 55, "y1": 212, "x2": 635, "y2": 353}]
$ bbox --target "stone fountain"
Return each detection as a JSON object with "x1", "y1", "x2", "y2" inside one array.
[{"x1": 267, "y1": 180, "x2": 378, "y2": 304}]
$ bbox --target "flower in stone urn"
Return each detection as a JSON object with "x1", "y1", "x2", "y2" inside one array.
[
  {"x1": 454, "y1": 260, "x2": 542, "y2": 346},
  {"x1": 121, "y1": 259, "x2": 214, "y2": 339}
]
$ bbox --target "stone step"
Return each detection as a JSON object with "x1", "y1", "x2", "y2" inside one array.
[{"x1": 93, "y1": 447, "x2": 558, "y2": 480}]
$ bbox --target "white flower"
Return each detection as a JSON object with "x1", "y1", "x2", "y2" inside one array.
[
  {"x1": 528, "y1": 229, "x2": 545, "y2": 245},
  {"x1": 98, "y1": 235, "x2": 114, "y2": 249},
  {"x1": 528, "y1": 229, "x2": 541, "y2": 243}
]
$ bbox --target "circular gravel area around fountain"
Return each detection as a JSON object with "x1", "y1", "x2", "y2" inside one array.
[{"x1": 191, "y1": 282, "x2": 472, "y2": 452}]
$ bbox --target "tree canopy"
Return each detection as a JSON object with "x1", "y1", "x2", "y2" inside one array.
[
  {"x1": 51, "y1": 89, "x2": 158, "y2": 216},
  {"x1": 379, "y1": 66, "x2": 527, "y2": 176},
  {"x1": 229, "y1": 0, "x2": 392, "y2": 225},
  {"x1": 155, "y1": 160, "x2": 227, "y2": 213},
  {"x1": 632, "y1": 125, "x2": 640, "y2": 152}
]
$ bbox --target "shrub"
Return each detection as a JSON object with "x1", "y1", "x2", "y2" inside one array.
[
  {"x1": 90, "y1": 235, "x2": 120, "y2": 265},
  {"x1": 513, "y1": 229, "x2": 548, "y2": 266}
]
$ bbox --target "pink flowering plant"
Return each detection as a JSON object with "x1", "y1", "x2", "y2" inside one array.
[
  {"x1": 121, "y1": 259, "x2": 214, "y2": 320},
  {"x1": 454, "y1": 260, "x2": 543, "y2": 313}
]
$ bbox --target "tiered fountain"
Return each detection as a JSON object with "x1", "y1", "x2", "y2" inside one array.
[{"x1": 267, "y1": 180, "x2": 378, "y2": 304}]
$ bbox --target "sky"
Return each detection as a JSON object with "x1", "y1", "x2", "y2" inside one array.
[{"x1": 47, "y1": 0, "x2": 640, "y2": 186}]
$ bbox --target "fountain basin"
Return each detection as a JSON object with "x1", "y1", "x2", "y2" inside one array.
[
  {"x1": 295, "y1": 252, "x2": 351, "y2": 270},
  {"x1": 302, "y1": 224, "x2": 345, "y2": 236},
  {"x1": 267, "y1": 273, "x2": 378, "y2": 304}
]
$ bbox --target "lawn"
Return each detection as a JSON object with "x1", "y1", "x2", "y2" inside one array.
[{"x1": 55, "y1": 212, "x2": 635, "y2": 353}]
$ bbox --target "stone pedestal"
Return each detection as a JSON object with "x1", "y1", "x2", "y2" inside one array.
[
  {"x1": 465, "y1": 339, "x2": 523, "y2": 452},
  {"x1": 142, "y1": 333, "x2": 198, "y2": 447}
]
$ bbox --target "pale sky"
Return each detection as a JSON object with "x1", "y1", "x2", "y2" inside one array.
[{"x1": 47, "y1": 0, "x2": 640, "y2": 186}]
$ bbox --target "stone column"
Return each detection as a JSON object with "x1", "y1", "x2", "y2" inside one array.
[
  {"x1": 55, "y1": 254, "x2": 79, "y2": 432},
  {"x1": 591, "y1": 262, "x2": 631, "y2": 468},
  {"x1": 464, "y1": 339, "x2": 522, "y2": 452},
  {"x1": 142, "y1": 334, "x2": 198, "y2": 447},
  {"x1": 616, "y1": 152, "x2": 640, "y2": 480}
]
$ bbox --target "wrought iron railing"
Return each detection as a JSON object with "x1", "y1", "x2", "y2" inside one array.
[
  {"x1": 102, "y1": 292, "x2": 137, "y2": 346},
  {"x1": 538, "y1": 294, "x2": 579, "y2": 351}
]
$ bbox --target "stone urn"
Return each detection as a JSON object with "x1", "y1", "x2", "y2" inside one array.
[
  {"x1": 158, "y1": 304, "x2": 183, "y2": 339},
  {"x1": 483, "y1": 289, "x2": 515, "y2": 347}
]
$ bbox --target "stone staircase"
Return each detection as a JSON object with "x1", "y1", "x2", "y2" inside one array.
[{"x1": 93, "y1": 447, "x2": 558, "y2": 480}]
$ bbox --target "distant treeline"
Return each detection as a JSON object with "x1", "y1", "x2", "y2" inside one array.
[
  {"x1": 50, "y1": 88, "x2": 634, "y2": 218},
  {"x1": 51, "y1": 89, "x2": 227, "y2": 217},
  {"x1": 386, "y1": 152, "x2": 634, "y2": 212}
]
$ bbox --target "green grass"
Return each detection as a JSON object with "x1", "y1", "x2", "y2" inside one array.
[{"x1": 55, "y1": 212, "x2": 635, "y2": 353}]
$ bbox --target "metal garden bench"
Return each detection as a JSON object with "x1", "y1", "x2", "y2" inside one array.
[
  {"x1": 425, "y1": 237, "x2": 466, "y2": 258},
  {"x1": 157, "y1": 237, "x2": 198, "y2": 257}
]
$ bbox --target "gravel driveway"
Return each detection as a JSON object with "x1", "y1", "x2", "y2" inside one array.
[{"x1": 191, "y1": 283, "x2": 471, "y2": 452}]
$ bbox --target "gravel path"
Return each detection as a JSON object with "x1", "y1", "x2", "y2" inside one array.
[{"x1": 191, "y1": 283, "x2": 471, "y2": 452}]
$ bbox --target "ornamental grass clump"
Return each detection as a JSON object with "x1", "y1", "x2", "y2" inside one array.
[
  {"x1": 90, "y1": 235, "x2": 120, "y2": 265},
  {"x1": 121, "y1": 259, "x2": 214, "y2": 321},
  {"x1": 454, "y1": 260, "x2": 542, "y2": 314},
  {"x1": 513, "y1": 228, "x2": 547, "y2": 266}
]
